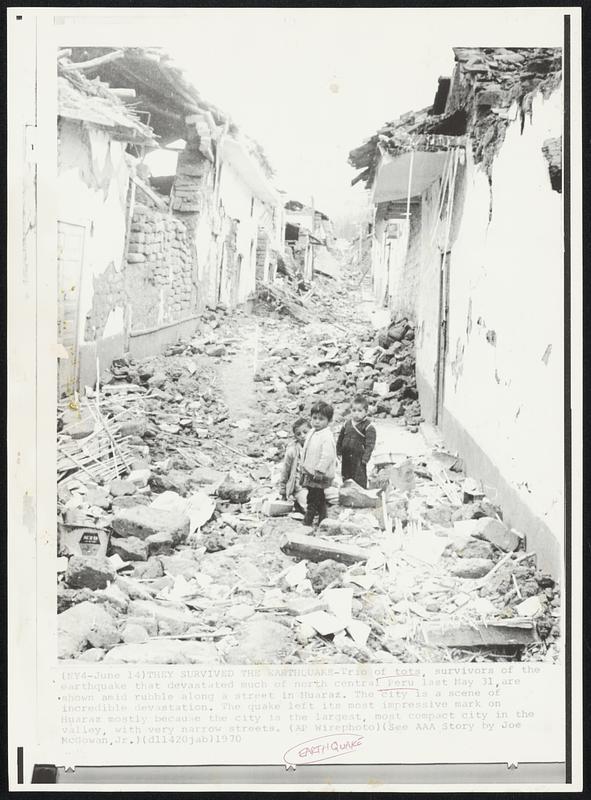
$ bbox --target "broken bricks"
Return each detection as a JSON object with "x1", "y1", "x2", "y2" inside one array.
[
  {"x1": 111, "y1": 506, "x2": 190, "y2": 544},
  {"x1": 338, "y1": 480, "x2": 381, "y2": 509},
  {"x1": 224, "y1": 617, "x2": 297, "y2": 664},
  {"x1": 110, "y1": 536, "x2": 148, "y2": 562},
  {"x1": 55, "y1": 266, "x2": 556, "y2": 665},
  {"x1": 450, "y1": 557, "x2": 495, "y2": 579},
  {"x1": 473, "y1": 517, "x2": 523, "y2": 552},
  {"x1": 58, "y1": 601, "x2": 115, "y2": 658},
  {"x1": 65, "y1": 555, "x2": 117, "y2": 590},
  {"x1": 217, "y1": 478, "x2": 253, "y2": 504}
]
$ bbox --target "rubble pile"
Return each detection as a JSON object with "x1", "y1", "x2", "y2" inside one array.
[{"x1": 57, "y1": 261, "x2": 560, "y2": 665}]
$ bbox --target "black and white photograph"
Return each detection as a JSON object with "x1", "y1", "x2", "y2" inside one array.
[
  {"x1": 55, "y1": 37, "x2": 564, "y2": 668},
  {"x1": 8, "y1": 6, "x2": 581, "y2": 789}
]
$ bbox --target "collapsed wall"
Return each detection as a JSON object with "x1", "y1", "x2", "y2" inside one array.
[{"x1": 85, "y1": 203, "x2": 196, "y2": 340}]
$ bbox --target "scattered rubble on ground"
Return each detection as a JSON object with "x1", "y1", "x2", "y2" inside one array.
[{"x1": 57, "y1": 261, "x2": 560, "y2": 665}]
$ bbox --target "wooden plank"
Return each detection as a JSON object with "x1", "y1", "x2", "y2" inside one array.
[
  {"x1": 421, "y1": 619, "x2": 538, "y2": 648},
  {"x1": 280, "y1": 532, "x2": 368, "y2": 565},
  {"x1": 130, "y1": 173, "x2": 169, "y2": 211},
  {"x1": 60, "y1": 50, "x2": 125, "y2": 72}
]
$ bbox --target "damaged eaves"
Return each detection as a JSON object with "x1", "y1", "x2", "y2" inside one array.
[
  {"x1": 58, "y1": 58, "x2": 157, "y2": 146},
  {"x1": 64, "y1": 46, "x2": 228, "y2": 141},
  {"x1": 349, "y1": 47, "x2": 562, "y2": 187},
  {"x1": 60, "y1": 47, "x2": 274, "y2": 177},
  {"x1": 436, "y1": 47, "x2": 563, "y2": 177}
]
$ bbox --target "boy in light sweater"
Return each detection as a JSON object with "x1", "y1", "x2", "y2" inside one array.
[{"x1": 300, "y1": 401, "x2": 337, "y2": 526}]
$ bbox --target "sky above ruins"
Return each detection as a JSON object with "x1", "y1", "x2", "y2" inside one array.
[
  {"x1": 161, "y1": 8, "x2": 562, "y2": 221},
  {"x1": 166, "y1": 10, "x2": 457, "y2": 221},
  {"x1": 77, "y1": 8, "x2": 563, "y2": 222}
]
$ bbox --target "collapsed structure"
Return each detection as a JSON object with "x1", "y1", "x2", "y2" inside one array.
[
  {"x1": 284, "y1": 200, "x2": 339, "y2": 280},
  {"x1": 58, "y1": 47, "x2": 339, "y2": 397},
  {"x1": 349, "y1": 48, "x2": 563, "y2": 572},
  {"x1": 57, "y1": 265, "x2": 560, "y2": 665}
]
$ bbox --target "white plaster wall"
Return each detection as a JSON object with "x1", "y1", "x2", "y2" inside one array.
[
  {"x1": 415, "y1": 179, "x2": 446, "y2": 406},
  {"x1": 193, "y1": 179, "x2": 219, "y2": 307},
  {"x1": 57, "y1": 121, "x2": 130, "y2": 345},
  {"x1": 218, "y1": 161, "x2": 258, "y2": 304},
  {"x1": 371, "y1": 218, "x2": 388, "y2": 305},
  {"x1": 418, "y1": 87, "x2": 564, "y2": 541},
  {"x1": 216, "y1": 162, "x2": 281, "y2": 304},
  {"x1": 386, "y1": 219, "x2": 411, "y2": 313}
]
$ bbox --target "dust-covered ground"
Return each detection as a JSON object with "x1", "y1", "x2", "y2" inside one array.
[{"x1": 57, "y1": 256, "x2": 561, "y2": 665}]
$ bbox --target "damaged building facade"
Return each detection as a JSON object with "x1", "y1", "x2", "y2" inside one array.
[
  {"x1": 58, "y1": 47, "x2": 285, "y2": 395},
  {"x1": 349, "y1": 48, "x2": 564, "y2": 571},
  {"x1": 284, "y1": 200, "x2": 339, "y2": 280}
]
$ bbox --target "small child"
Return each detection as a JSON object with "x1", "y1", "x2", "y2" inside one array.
[
  {"x1": 336, "y1": 394, "x2": 376, "y2": 489},
  {"x1": 300, "y1": 401, "x2": 337, "y2": 526},
  {"x1": 278, "y1": 417, "x2": 311, "y2": 512}
]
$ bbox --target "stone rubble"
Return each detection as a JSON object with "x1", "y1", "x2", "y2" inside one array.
[{"x1": 57, "y1": 258, "x2": 560, "y2": 665}]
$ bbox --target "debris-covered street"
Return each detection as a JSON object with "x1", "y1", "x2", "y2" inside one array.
[
  {"x1": 8, "y1": 8, "x2": 582, "y2": 793},
  {"x1": 57, "y1": 254, "x2": 561, "y2": 666}
]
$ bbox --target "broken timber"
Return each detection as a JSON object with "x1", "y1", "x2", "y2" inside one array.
[
  {"x1": 421, "y1": 618, "x2": 539, "y2": 648},
  {"x1": 280, "y1": 531, "x2": 368, "y2": 565}
]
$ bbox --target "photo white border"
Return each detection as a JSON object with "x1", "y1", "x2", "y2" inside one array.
[{"x1": 7, "y1": 6, "x2": 583, "y2": 791}]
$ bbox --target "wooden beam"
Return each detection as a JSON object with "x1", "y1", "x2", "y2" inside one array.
[
  {"x1": 130, "y1": 173, "x2": 169, "y2": 211},
  {"x1": 60, "y1": 49, "x2": 125, "y2": 72},
  {"x1": 421, "y1": 619, "x2": 538, "y2": 647},
  {"x1": 280, "y1": 532, "x2": 368, "y2": 565},
  {"x1": 111, "y1": 88, "x2": 137, "y2": 99}
]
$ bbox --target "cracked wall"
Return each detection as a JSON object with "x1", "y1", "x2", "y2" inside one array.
[
  {"x1": 414, "y1": 84, "x2": 564, "y2": 556},
  {"x1": 58, "y1": 120, "x2": 131, "y2": 389},
  {"x1": 58, "y1": 119, "x2": 200, "y2": 393}
]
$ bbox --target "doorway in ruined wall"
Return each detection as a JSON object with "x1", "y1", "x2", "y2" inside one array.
[
  {"x1": 57, "y1": 221, "x2": 86, "y2": 398},
  {"x1": 435, "y1": 249, "x2": 451, "y2": 425}
]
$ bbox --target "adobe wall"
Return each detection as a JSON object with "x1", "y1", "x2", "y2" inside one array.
[
  {"x1": 57, "y1": 120, "x2": 130, "y2": 389},
  {"x1": 58, "y1": 120, "x2": 130, "y2": 346},
  {"x1": 414, "y1": 86, "x2": 564, "y2": 573},
  {"x1": 58, "y1": 120, "x2": 199, "y2": 390}
]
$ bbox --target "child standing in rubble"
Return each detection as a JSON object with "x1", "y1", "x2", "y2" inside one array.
[
  {"x1": 300, "y1": 401, "x2": 337, "y2": 526},
  {"x1": 278, "y1": 417, "x2": 310, "y2": 512},
  {"x1": 336, "y1": 394, "x2": 376, "y2": 489}
]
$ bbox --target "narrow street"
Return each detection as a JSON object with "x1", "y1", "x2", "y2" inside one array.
[{"x1": 57, "y1": 253, "x2": 560, "y2": 666}]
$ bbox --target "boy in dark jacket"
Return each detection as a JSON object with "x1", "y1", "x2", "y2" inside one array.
[{"x1": 336, "y1": 395, "x2": 376, "y2": 489}]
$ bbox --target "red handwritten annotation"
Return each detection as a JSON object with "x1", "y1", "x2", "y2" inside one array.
[{"x1": 283, "y1": 733, "x2": 364, "y2": 767}]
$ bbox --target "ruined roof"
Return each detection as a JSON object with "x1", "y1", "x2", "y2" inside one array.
[
  {"x1": 242, "y1": 134, "x2": 275, "y2": 179},
  {"x1": 349, "y1": 47, "x2": 562, "y2": 188},
  {"x1": 61, "y1": 47, "x2": 274, "y2": 175},
  {"x1": 285, "y1": 200, "x2": 330, "y2": 221},
  {"x1": 57, "y1": 56, "x2": 157, "y2": 145}
]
